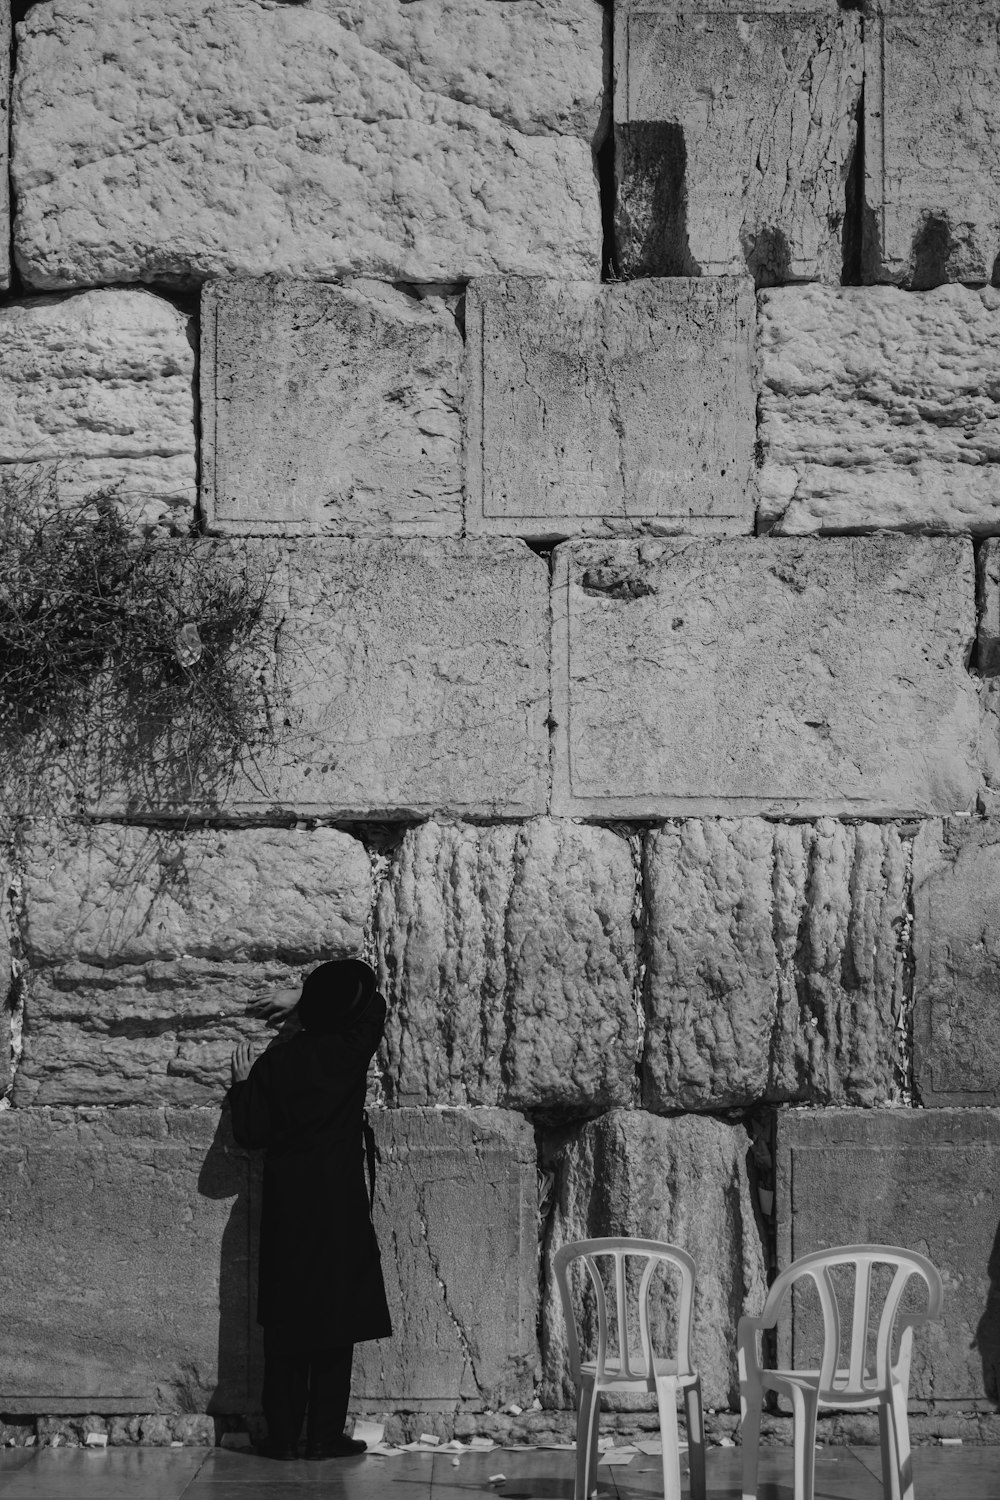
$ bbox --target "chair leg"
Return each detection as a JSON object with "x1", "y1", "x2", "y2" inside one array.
[
  {"x1": 655, "y1": 1375, "x2": 682, "y2": 1500},
  {"x1": 574, "y1": 1383, "x2": 600, "y2": 1500},
  {"x1": 740, "y1": 1395, "x2": 761, "y2": 1500},
  {"x1": 890, "y1": 1379, "x2": 914, "y2": 1500},
  {"x1": 789, "y1": 1385, "x2": 818, "y2": 1500},
  {"x1": 685, "y1": 1378, "x2": 706, "y2": 1500},
  {"x1": 878, "y1": 1400, "x2": 902, "y2": 1500}
]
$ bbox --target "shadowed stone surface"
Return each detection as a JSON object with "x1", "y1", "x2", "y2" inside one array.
[
  {"x1": 0, "y1": 1107, "x2": 259, "y2": 1413},
  {"x1": 0, "y1": 852, "x2": 11, "y2": 1099},
  {"x1": 551, "y1": 536, "x2": 979, "y2": 818},
  {"x1": 466, "y1": 276, "x2": 754, "y2": 539},
  {"x1": 0, "y1": 290, "x2": 195, "y2": 529},
  {"x1": 542, "y1": 1109, "x2": 766, "y2": 1410},
  {"x1": 377, "y1": 819, "x2": 638, "y2": 1110},
  {"x1": 759, "y1": 285, "x2": 1000, "y2": 535},
  {"x1": 202, "y1": 278, "x2": 462, "y2": 537},
  {"x1": 643, "y1": 818, "x2": 910, "y2": 1110},
  {"x1": 776, "y1": 1108, "x2": 1000, "y2": 1405},
  {"x1": 614, "y1": 2, "x2": 862, "y2": 282},
  {"x1": 13, "y1": 0, "x2": 603, "y2": 289},
  {"x1": 354, "y1": 1108, "x2": 538, "y2": 1410}
]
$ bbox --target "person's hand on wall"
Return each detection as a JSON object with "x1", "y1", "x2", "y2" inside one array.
[
  {"x1": 231, "y1": 1041, "x2": 255, "y2": 1085},
  {"x1": 246, "y1": 986, "x2": 301, "y2": 1024}
]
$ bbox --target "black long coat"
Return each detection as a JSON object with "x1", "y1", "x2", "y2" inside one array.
[{"x1": 228, "y1": 993, "x2": 392, "y2": 1349}]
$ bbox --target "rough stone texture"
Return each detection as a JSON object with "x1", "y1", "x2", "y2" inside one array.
[
  {"x1": 201, "y1": 278, "x2": 462, "y2": 537},
  {"x1": 377, "y1": 819, "x2": 639, "y2": 1110},
  {"x1": 758, "y1": 284, "x2": 1000, "y2": 535},
  {"x1": 614, "y1": 2, "x2": 862, "y2": 282},
  {"x1": 542, "y1": 1109, "x2": 766, "y2": 1410},
  {"x1": 12, "y1": 0, "x2": 604, "y2": 289},
  {"x1": 466, "y1": 276, "x2": 755, "y2": 539},
  {"x1": 551, "y1": 536, "x2": 980, "y2": 818},
  {"x1": 0, "y1": 290, "x2": 195, "y2": 530},
  {"x1": 0, "y1": 851, "x2": 12, "y2": 1100},
  {"x1": 14, "y1": 823, "x2": 371, "y2": 1106},
  {"x1": 643, "y1": 818, "x2": 910, "y2": 1111},
  {"x1": 979, "y1": 538, "x2": 1000, "y2": 673},
  {"x1": 0, "y1": 2, "x2": 9, "y2": 290},
  {"x1": 354, "y1": 1108, "x2": 538, "y2": 1410},
  {"x1": 912, "y1": 817, "x2": 1000, "y2": 1107},
  {"x1": 865, "y1": 6, "x2": 1000, "y2": 287},
  {"x1": 777, "y1": 1108, "x2": 1000, "y2": 1406},
  {"x1": 0, "y1": 1107, "x2": 260, "y2": 1413}
]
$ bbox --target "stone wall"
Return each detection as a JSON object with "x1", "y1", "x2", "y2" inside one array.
[{"x1": 2, "y1": 0, "x2": 1000, "y2": 1448}]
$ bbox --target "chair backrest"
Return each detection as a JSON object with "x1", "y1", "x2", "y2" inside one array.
[
  {"x1": 758, "y1": 1244, "x2": 943, "y2": 1396},
  {"x1": 552, "y1": 1236, "x2": 697, "y2": 1383}
]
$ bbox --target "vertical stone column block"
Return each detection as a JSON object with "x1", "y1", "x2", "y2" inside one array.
[
  {"x1": 614, "y1": 2, "x2": 862, "y2": 282},
  {"x1": 202, "y1": 279, "x2": 463, "y2": 537},
  {"x1": 777, "y1": 1108, "x2": 1000, "y2": 1403},
  {"x1": 353, "y1": 1108, "x2": 538, "y2": 1410},
  {"x1": 466, "y1": 277, "x2": 755, "y2": 539},
  {"x1": 552, "y1": 536, "x2": 980, "y2": 818}
]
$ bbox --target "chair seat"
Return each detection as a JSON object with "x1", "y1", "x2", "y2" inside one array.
[
  {"x1": 580, "y1": 1355, "x2": 699, "y2": 1393},
  {"x1": 762, "y1": 1367, "x2": 906, "y2": 1408}
]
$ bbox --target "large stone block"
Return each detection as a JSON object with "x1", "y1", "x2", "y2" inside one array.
[
  {"x1": 0, "y1": 291, "x2": 195, "y2": 530},
  {"x1": 759, "y1": 284, "x2": 1000, "y2": 535},
  {"x1": 0, "y1": 2, "x2": 9, "y2": 291},
  {"x1": 466, "y1": 277, "x2": 755, "y2": 539},
  {"x1": 865, "y1": 5, "x2": 1000, "y2": 286},
  {"x1": 0, "y1": 852, "x2": 12, "y2": 1100},
  {"x1": 0, "y1": 1107, "x2": 259, "y2": 1413},
  {"x1": 551, "y1": 536, "x2": 980, "y2": 818},
  {"x1": 542, "y1": 1109, "x2": 766, "y2": 1409},
  {"x1": 614, "y1": 2, "x2": 862, "y2": 282},
  {"x1": 377, "y1": 819, "x2": 638, "y2": 1110},
  {"x1": 12, "y1": 0, "x2": 603, "y2": 289},
  {"x1": 354, "y1": 1108, "x2": 538, "y2": 1410},
  {"x1": 643, "y1": 819, "x2": 910, "y2": 1110},
  {"x1": 201, "y1": 278, "x2": 462, "y2": 537},
  {"x1": 777, "y1": 1108, "x2": 1000, "y2": 1405}
]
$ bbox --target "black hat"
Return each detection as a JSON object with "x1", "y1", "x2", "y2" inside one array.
[{"x1": 298, "y1": 958, "x2": 377, "y2": 1035}]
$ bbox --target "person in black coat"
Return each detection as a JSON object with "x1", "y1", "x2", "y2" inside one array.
[{"x1": 228, "y1": 957, "x2": 392, "y2": 1461}]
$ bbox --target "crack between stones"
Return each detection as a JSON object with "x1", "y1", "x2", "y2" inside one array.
[{"x1": 416, "y1": 1180, "x2": 486, "y2": 1401}]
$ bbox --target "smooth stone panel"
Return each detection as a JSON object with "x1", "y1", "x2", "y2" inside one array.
[
  {"x1": 0, "y1": 1107, "x2": 259, "y2": 1413},
  {"x1": 551, "y1": 536, "x2": 980, "y2": 818},
  {"x1": 776, "y1": 1108, "x2": 1000, "y2": 1404},
  {"x1": 354, "y1": 1108, "x2": 538, "y2": 1410},
  {"x1": 614, "y1": 2, "x2": 862, "y2": 282},
  {"x1": 202, "y1": 278, "x2": 462, "y2": 537},
  {"x1": 759, "y1": 284, "x2": 1000, "y2": 535},
  {"x1": 12, "y1": 0, "x2": 603, "y2": 289},
  {"x1": 542, "y1": 1108, "x2": 766, "y2": 1410},
  {"x1": 466, "y1": 277, "x2": 755, "y2": 539},
  {"x1": 643, "y1": 818, "x2": 910, "y2": 1110},
  {"x1": 377, "y1": 819, "x2": 638, "y2": 1110}
]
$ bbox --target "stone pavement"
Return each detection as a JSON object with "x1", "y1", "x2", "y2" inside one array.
[{"x1": 1, "y1": 1445, "x2": 998, "y2": 1500}]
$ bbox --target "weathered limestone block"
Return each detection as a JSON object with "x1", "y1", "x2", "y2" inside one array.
[
  {"x1": 614, "y1": 2, "x2": 862, "y2": 282},
  {"x1": 551, "y1": 536, "x2": 980, "y2": 818},
  {"x1": 777, "y1": 1108, "x2": 1000, "y2": 1404},
  {"x1": 759, "y1": 285, "x2": 1000, "y2": 535},
  {"x1": 865, "y1": 5, "x2": 1000, "y2": 286},
  {"x1": 0, "y1": 1107, "x2": 259, "y2": 1413},
  {"x1": 201, "y1": 278, "x2": 462, "y2": 537},
  {"x1": 643, "y1": 819, "x2": 910, "y2": 1110},
  {"x1": 912, "y1": 817, "x2": 1000, "y2": 1107},
  {"x1": 0, "y1": 290, "x2": 195, "y2": 529},
  {"x1": 13, "y1": 0, "x2": 603, "y2": 289},
  {"x1": 0, "y1": 2, "x2": 9, "y2": 290},
  {"x1": 14, "y1": 823, "x2": 371, "y2": 1106},
  {"x1": 542, "y1": 1109, "x2": 766, "y2": 1409},
  {"x1": 378, "y1": 819, "x2": 638, "y2": 1110},
  {"x1": 466, "y1": 277, "x2": 754, "y2": 539},
  {"x1": 0, "y1": 852, "x2": 11, "y2": 1100},
  {"x1": 354, "y1": 1108, "x2": 538, "y2": 1409}
]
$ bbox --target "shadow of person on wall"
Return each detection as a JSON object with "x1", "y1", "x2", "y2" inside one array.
[{"x1": 974, "y1": 1217, "x2": 1000, "y2": 1406}]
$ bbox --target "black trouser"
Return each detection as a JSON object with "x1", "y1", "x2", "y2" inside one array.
[{"x1": 262, "y1": 1328, "x2": 354, "y2": 1450}]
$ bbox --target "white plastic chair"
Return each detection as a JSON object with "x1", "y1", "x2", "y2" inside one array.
[
  {"x1": 738, "y1": 1244, "x2": 943, "y2": 1500},
  {"x1": 553, "y1": 1237, "x2": 706, "y2": 1500}
]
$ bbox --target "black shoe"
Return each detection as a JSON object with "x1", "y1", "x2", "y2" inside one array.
[
  {"x1": 254, "y1": 1440, "x2": 299, "y2": 1460},
  {"x1": 304, "y1": 1437, "x2": 367, "y2": 1459}
]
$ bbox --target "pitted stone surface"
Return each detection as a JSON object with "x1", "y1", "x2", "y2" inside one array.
[
  {"x1": 614, "y1": 2, "x2": 862, "y2": 282},
  {"x1": 354, "y1": 1108, "x2": 538, "y2": 1409},
  {"x1": 13, "y1": 0, "x2": 603, "y2": 289},
  {"x1": 0, "y1": 1107, "x2": 259, "y2": 1413},
  {"x1": 542, "y1": 1109, "x2": 766, "y2": 1409},
  {"x1": 865, "y1": 6, "x2": 1000, "y2": 286},
  {"x1": 777, "y1": 1108, "x2": 1000, "y2": 1404},
  {"x1": 759, "y1": 284, "x2": 1000, "y2": 535},
  {"x1": 377, "y1": 819, "x2": 638, "y2": 1110},
  {"x1": 643, "y1": 818, "x2": 910, "y2": 1110},
  {"x1": 466, "y1": 276, "x2": 754, "y2": 538},
  {"x1": 0, "y1": 3, "x2": 9, "y2": 290},
  {"x1": 0, "y1": 852, "x2": 11, "y2": 1100},
  {"x1": 202, "y1": 278, "x2": 462, "y2": 536},
  {"x1": 552, "y1": 536, "x2": 980, "y2": 818},
  {"x1": 0, "y1": 290, "x2": 195, "y2": 529}
]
